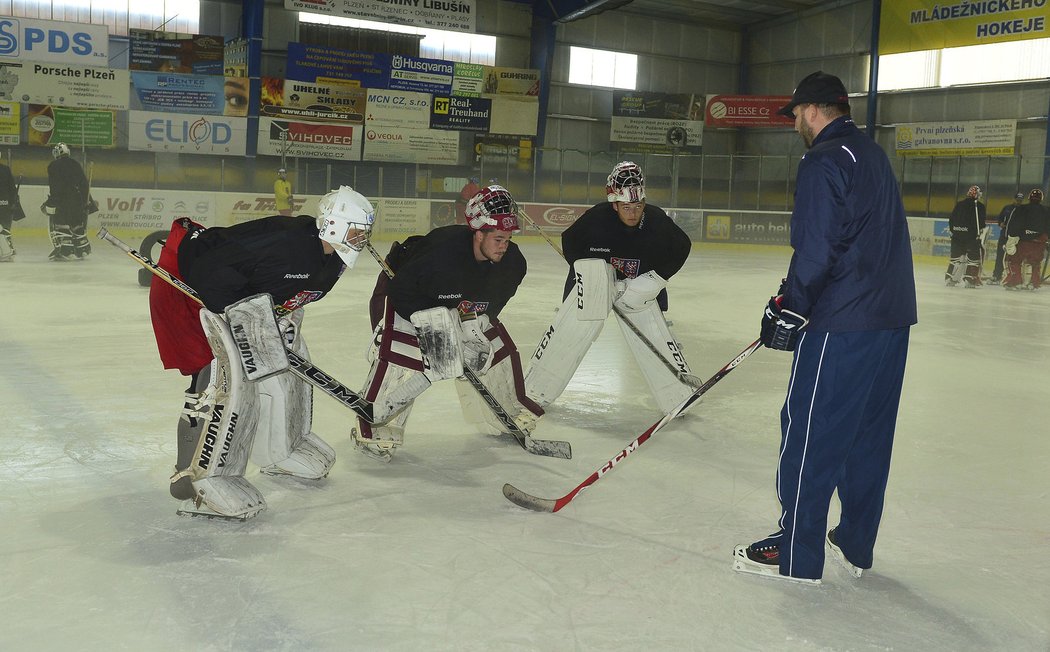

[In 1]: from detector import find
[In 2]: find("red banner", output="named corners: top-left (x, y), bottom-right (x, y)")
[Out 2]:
top-left (520, 203), bottom-right (587, 232)
top-left (705, 95), bottom-right (795, 128)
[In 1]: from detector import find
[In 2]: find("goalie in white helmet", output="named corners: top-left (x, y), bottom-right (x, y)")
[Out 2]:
top-left (146, 185), bottom-right (373, 519)
top-left (41, 142), bottom-right (92, 261)
top-left (354, 184), bottom-right (543, 461)
top-left (524, 160), bottom-right (697, 414)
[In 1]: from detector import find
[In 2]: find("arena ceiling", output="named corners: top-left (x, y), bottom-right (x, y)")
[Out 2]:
top-left (542, 0), bottom-right (840, 29)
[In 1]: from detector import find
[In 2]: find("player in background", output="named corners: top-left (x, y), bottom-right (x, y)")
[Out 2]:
top-left (733, 71), bottom-right (917, 584)
top-left (991, 191), bottom-right (1025, 284)
top-left (945, 185), bottom-right (986, 287)
top-left (274, 167), bottom-right (294, 216)
top-left (148, 186), bottom-right (374, 519)
top-left (353, 184), bottom-right (542, 461)
top-left (524, 160), bottom-right (696, 414)
top-left (42, 143), bottom-right (91, 261)
top-left (1002, 189), bottom-right (1049, 290)
top-left (0, 160), bottom-right (21, 262)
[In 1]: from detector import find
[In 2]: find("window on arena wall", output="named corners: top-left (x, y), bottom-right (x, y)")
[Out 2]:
top-left (298, 13), bottom-right (496, 65)
top-left (568, 46), bottom-right (637, 90)
top-left (3, 0), bottom-right (199, 36)
top-left (878, 38), bottom-right (1050, 90)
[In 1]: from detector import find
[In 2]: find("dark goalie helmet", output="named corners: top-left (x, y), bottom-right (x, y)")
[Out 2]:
top-left (465, 185), bottom-right (520, 232)
top-left (606, 161), bottom-right (646, 203)
top-left (1030, 188), bottom-right (1044, 203)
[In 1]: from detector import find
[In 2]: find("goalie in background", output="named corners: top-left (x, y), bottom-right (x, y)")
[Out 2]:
top-left (524, 160), bottom-right (696, 414)
top-left (354, 184), bottom-right (542, 461)
top-left (1002, 188), bottom-right (1049, 290)
top-left (944, 184), bottom-right (986, 287)
top-left (42, 143), bottom-right (91, 261)
top-left (147, 186), bottom-right (374, 520)
top-left (0, 160), bottom-right (21, 262)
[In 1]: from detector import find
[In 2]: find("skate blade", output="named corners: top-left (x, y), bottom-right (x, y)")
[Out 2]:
top-left (176, 507), bottom-right (257, 521)
top-left (731, 546), bottom-right (821, 585)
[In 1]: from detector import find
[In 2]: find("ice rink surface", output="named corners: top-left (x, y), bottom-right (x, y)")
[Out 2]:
top-left (2, 235), bottom-right (1048, 651)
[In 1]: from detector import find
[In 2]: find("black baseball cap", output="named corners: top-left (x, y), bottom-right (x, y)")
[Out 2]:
top-left (777, 71), bottom-right (850, 118)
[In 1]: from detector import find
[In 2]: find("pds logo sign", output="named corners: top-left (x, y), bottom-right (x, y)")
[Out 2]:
top-left (0, 17), bottom-right (109, 63)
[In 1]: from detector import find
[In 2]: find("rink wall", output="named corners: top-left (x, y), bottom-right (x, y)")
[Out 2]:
top-left (8, 186), bottom-right (966, 260)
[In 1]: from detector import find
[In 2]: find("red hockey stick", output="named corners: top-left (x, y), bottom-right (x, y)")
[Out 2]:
top-left (502, 339), bottom-right (762, 512)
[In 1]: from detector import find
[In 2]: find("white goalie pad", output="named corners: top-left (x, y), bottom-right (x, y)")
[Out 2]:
top-left (171, 310), bottom-right (265, 519)
top-left (224, 293), bottom-right (289, 381)
top-left (456, 321), bottom-right (541, 435)
top-left (571, 258), bottom-right (616, 321)
top-left (250, 310), bottom-right (336, 479)
top-left (614, 303), bottom-right (696, 413)
top-left (0, 227), bottom-right (13, 260)
top-left (524, 263), bottom-right (614, 407)
top-left (411, 306), bottom-right (464, 382)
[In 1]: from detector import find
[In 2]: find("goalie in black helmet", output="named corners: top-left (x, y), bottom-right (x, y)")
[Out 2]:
top-left (354, 184), bottom-right (543, 461)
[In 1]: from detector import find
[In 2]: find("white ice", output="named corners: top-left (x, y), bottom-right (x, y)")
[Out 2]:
top-left (1, 236), bottom-right (1048, 651)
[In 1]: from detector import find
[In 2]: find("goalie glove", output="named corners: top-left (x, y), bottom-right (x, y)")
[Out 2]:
top-left (460, 314), bottom-right (494, 375)
top-left (1005, 236), bottom-right (1019, 256)
top-left (760, 295), bottom-right (808, 352)
top-left (614, 271), bottom-right (667, 313)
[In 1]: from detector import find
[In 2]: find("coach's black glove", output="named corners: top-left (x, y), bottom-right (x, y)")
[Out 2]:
top-left (760, 295), bottom-right (809, 351)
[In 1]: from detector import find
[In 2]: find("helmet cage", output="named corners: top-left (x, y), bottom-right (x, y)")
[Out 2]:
top-left (52, 142), bottom-right (70, 159)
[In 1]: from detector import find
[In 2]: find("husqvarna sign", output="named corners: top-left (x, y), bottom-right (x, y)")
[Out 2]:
top-left (0, 16), bottom-right (109, 64)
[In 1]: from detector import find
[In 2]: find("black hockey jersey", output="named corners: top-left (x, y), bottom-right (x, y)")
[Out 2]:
top-left (948, 197), bottom-right (986, 236)
top-left (177, 215), bottom-right (345, 314)
top-left (46, 156), bottom-right (89, 215)
top-left (388, 224), bottom-right (526, 319)
top-left (560, 202), bottom-right (691, 305)
top-left (1007, 203), bottom-right (1050, 241)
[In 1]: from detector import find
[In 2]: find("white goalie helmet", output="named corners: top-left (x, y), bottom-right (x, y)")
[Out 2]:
top-left (606, 161), bottom-right (646, 203)
top-left (465, 184), bottom-right (520, 233)
top-left (52, 142), bottom-right (70, 159)
top-left (316, 185), bottom-right (375, 269)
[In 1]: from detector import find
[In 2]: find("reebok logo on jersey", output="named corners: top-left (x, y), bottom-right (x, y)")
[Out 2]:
top-left (590, 247), bottom-right (610, 253)
top-left (284, 273), bottom-right (310, 279)
top-left (438, 293), bottom-right (463, 299)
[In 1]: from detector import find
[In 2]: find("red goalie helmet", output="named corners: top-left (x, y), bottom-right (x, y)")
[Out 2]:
top-left (966, 185), bottom-right (981, 199)
top-left (606, 161), bottom-right (646, 203)
top-left (465, 185), bottom-right (520, 232)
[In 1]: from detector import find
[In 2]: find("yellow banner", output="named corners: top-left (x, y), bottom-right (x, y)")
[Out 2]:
top-left (880, 1), bottom-right (1050, 55)
top-left (0, 102), bottom-right (19, 145)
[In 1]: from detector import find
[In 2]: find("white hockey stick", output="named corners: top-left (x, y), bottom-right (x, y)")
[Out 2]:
top-left (517, 208), bottom-right (700, 388)
top-left (503, 339), bottom-right (761, 512)
top-left (364, 239), bottom-right (571, 460)
top-left (97, 227), bottom-right (375, 423)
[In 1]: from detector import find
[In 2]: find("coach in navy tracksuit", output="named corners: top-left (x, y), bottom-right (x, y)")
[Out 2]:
top-left (733, 72), bottom-right (918, 584)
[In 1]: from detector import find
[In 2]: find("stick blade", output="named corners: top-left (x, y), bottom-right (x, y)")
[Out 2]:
top-left (523, 436), bottom-right (572, 460)
top-left (502, 483), bottom-right (557, 512)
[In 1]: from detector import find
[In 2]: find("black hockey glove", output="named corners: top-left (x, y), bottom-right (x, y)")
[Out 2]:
top-left (760, 295), bottom-right (809, 351)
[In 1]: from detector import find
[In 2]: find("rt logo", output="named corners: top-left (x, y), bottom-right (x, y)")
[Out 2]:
top-left (0, 19), bottom-right (97, 58)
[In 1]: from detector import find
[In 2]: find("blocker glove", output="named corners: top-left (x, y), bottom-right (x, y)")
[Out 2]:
top-left (760, 295), bottom-right (809, 351)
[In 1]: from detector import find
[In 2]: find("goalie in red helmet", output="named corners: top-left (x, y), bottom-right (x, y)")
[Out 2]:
top-left (1002, 188), bottom-right (1049, 289)
top-left (524, 160), bottom-right (696, 415)
top-left (354, 184), bottom-right (544, 461)
top-left (945, 184), bottom-right (987, 287)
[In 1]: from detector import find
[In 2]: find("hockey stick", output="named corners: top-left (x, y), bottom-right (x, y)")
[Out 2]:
top-left (517, 208), bottom-right (700, 388)
top-left (502, 339), bottom-right (762, 512)
top-left (363, 239), bottom-right (571, 460)
top-left (97, 227), bottom-right (375, 422)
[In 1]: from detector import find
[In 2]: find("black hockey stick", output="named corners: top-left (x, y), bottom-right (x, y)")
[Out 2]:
top-left (502, 339), bottom-right (761, 512)
top-left (97, 227), bottom-right (375, 422)
top-left (517, 208), bottom-right (700, 388)
top-left (364, 239), bottom-right (571, 460)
